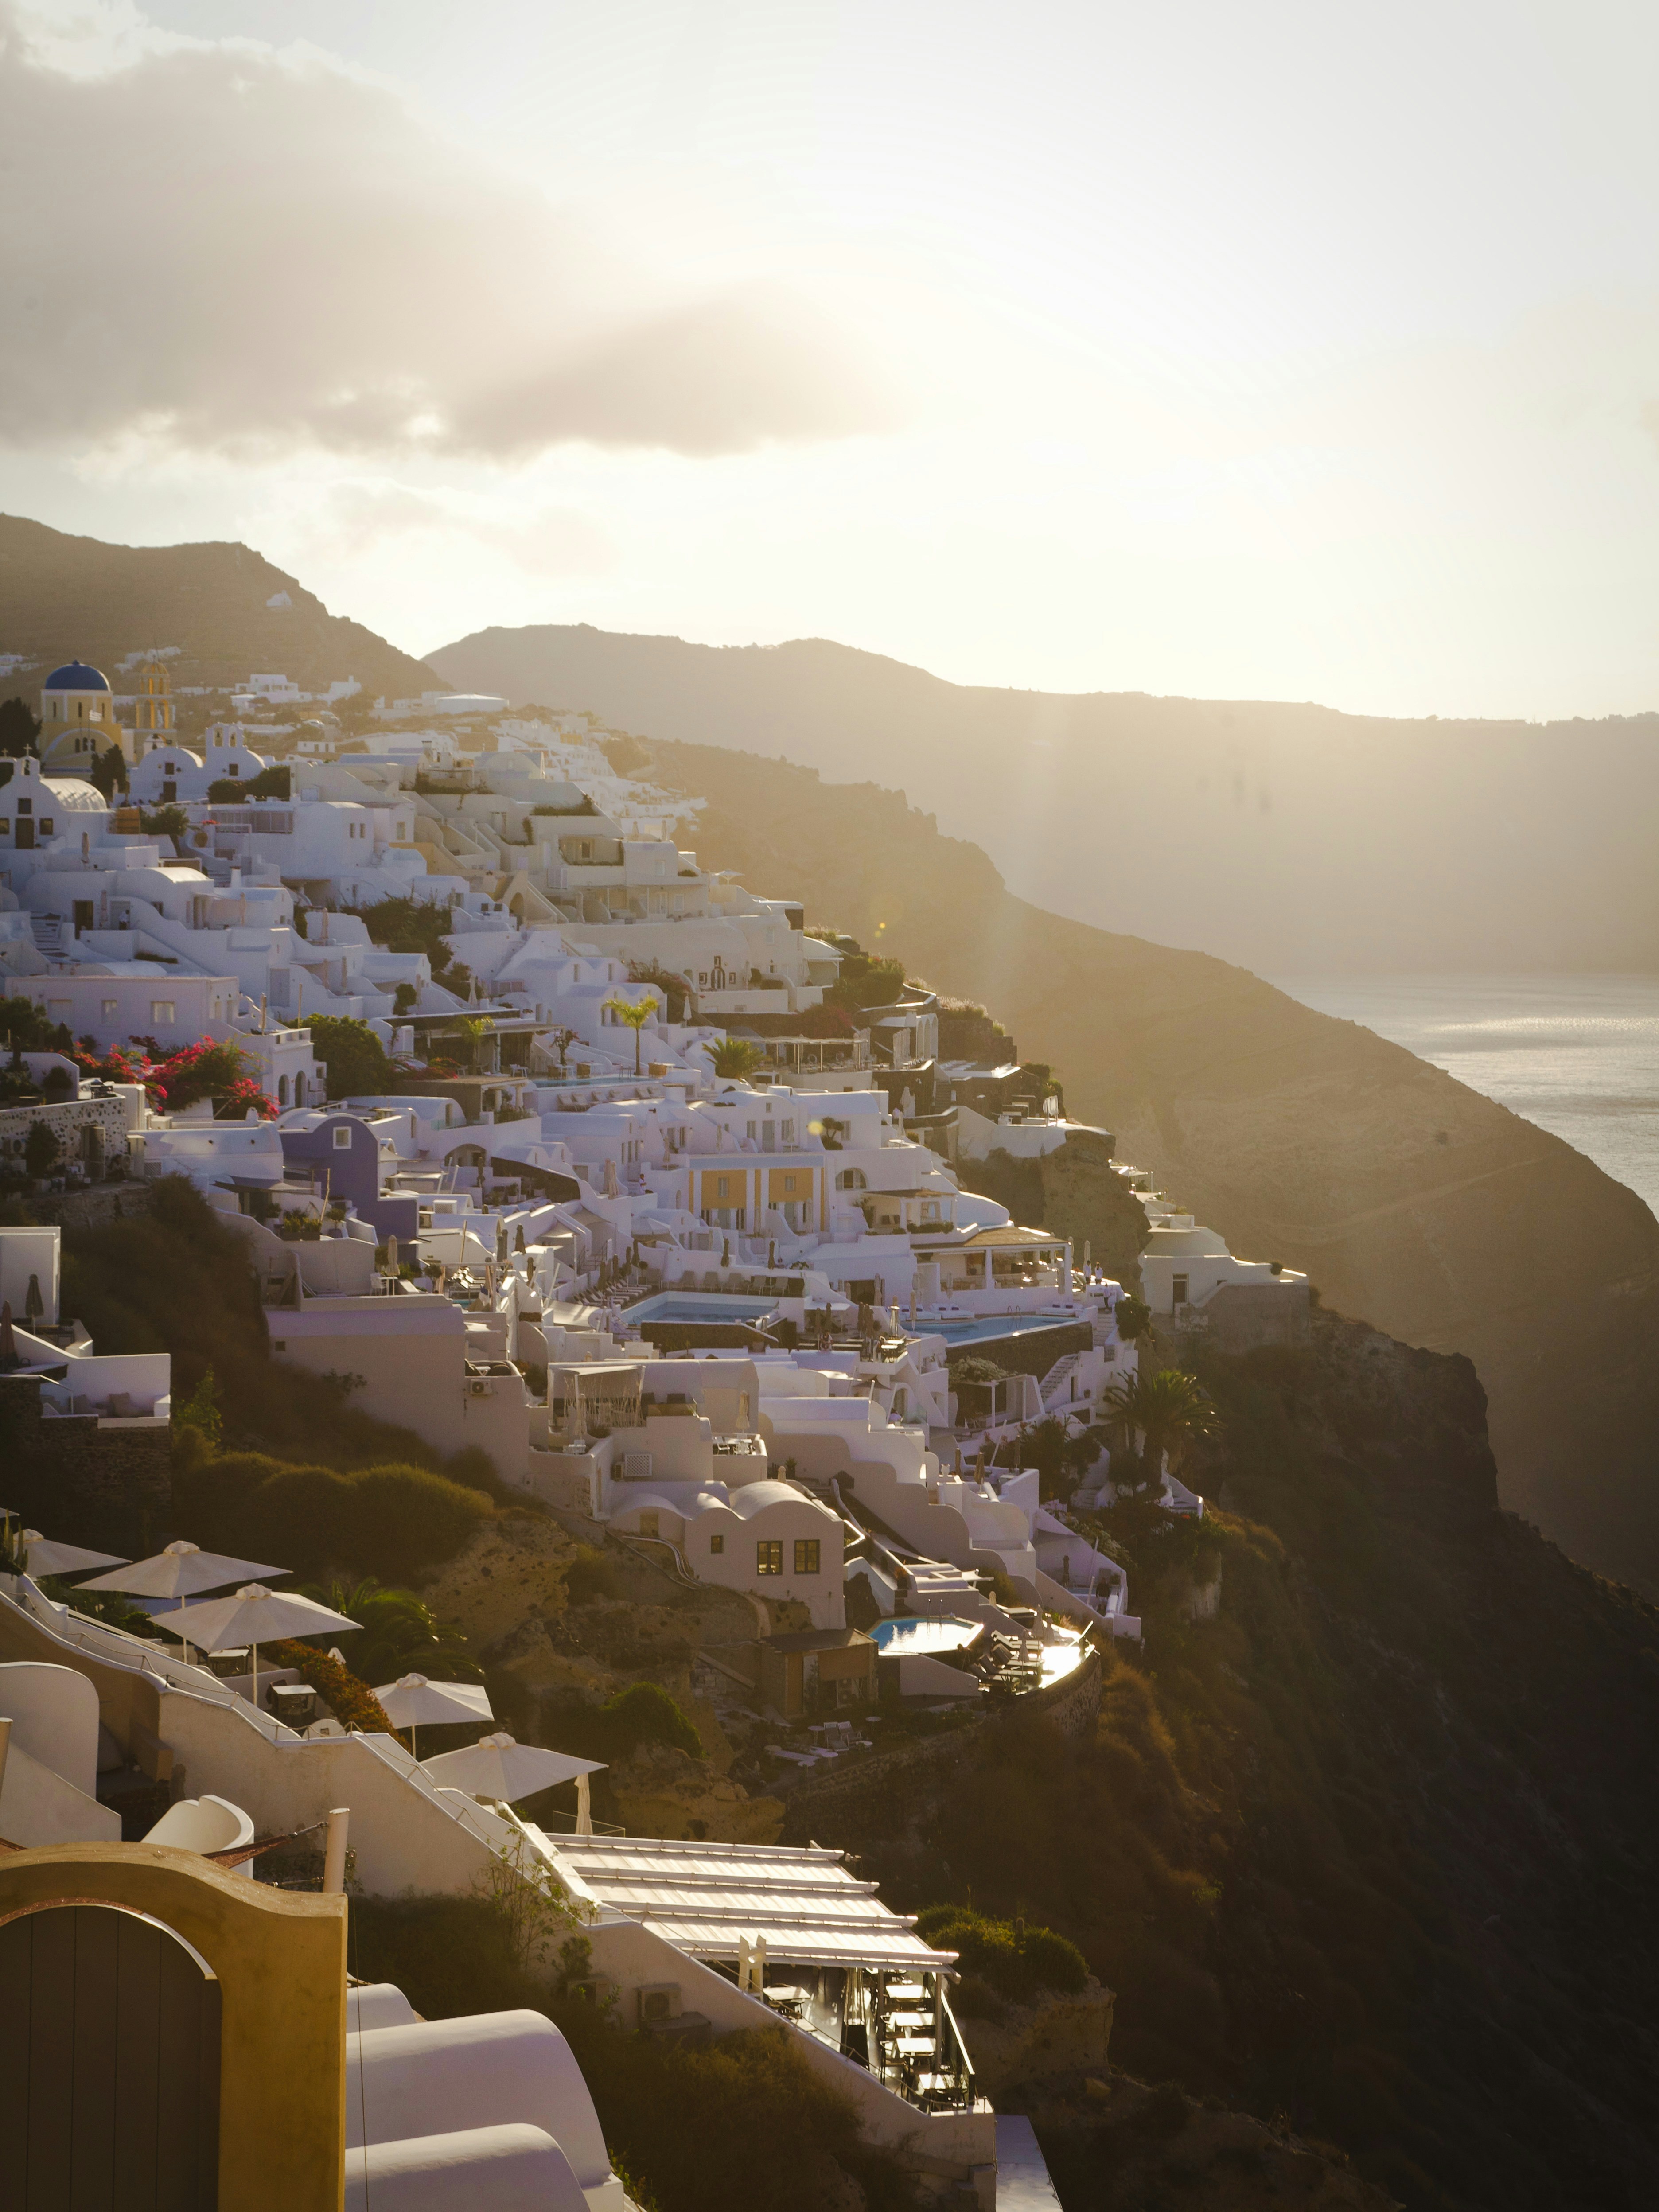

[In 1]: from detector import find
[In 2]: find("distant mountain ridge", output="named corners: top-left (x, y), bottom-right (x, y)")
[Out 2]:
top-left (429, 621), bottom-right (1659, 975)
top-left (0, 513), bottom-right (438, 704)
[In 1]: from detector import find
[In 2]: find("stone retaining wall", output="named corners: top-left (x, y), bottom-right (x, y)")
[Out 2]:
top-left (0, 1379), bottom-right (171, 1555)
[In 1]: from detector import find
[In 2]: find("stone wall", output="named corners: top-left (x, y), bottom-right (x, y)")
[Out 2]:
top-left (0, 1097), bottom-right (131, 1179)
top-left (0, 1379), bottom-right (171, 1555)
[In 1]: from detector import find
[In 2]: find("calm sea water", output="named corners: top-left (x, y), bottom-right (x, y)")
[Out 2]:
top-left (1272, 974), bottom-right (1659, 1222)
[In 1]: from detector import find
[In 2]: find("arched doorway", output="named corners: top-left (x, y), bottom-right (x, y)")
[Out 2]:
top-left (0, 1901), bottom-right (222, 2207)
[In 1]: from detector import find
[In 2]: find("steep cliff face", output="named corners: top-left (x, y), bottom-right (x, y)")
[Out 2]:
top-left (646, 738), bottom-right (1659, 1595)
top-left (775, 1310), bottom-right (1659, 2211)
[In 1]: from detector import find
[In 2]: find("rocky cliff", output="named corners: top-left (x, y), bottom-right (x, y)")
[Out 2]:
top-left (641, 739), bottom-right (1659, 1596)
top-left (770, 1309), bottom-right (1659, 2211)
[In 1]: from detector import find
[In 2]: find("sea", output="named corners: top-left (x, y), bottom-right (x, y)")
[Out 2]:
top-left (1272, 974), bottom-right (1659, 1223)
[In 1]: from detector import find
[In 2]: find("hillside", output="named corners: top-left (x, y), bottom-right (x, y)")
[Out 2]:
top-left (643, 738), bottom-right (1659, 1597)
top-left (0, 513), bottom-right (437, 704)
top-left (428, 622), bottom-right (1659, 975)
top-left (788, 1310), bottom-right (1659, 2211)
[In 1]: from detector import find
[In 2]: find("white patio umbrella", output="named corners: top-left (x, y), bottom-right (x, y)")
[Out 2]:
top-left (149, 1584), bottom-right (359, 1712)
top-left (20, 1532), bottom-right (129, 1579)
top-left (79, 1539), bottom-right (286, 1663)
top-left (374, 1673), bottom-right (493, 1760)
top-left (420, 1732), bottom-right (604, 1812)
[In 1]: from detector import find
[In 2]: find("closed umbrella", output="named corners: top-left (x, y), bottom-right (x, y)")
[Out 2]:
top-left (20, 1532), bottom-right (129, 1580)
top-left (374, 1673), bottom-right (493, 1760)
top-left (150, 1584), bottom-right (359, 1713)
top-left (80, 1539), bottom-right (286, 1664)
top-left (420, 1732), bottom-right (603, 1811)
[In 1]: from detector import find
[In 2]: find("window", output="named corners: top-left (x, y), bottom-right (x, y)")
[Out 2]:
top-left (333, 1125), bottom-right (353, 1150)
top-left (782, 1120), bottom-right (795, 1142)
top-left (746, 1122), bottom-right (757, 1140)
top-left (709, 1532), bottom-right (724, 1555)
top-left (783, 1174), bottom-right (797, 1194)
top-left (39, 819), bottom-right (52, 837)
top-left (1172, 1273), bottom-right (1189, 1306)
top-left (756, 1540), bottom-right (783, 1576)
top-left (639, 1510), bottom-right (660, 1539)
top-left (150, 1001), bottom-right (175, 1023)
top-left (101, 999), bottom-right (117, 1018)
top-left (836, 1168), bottom-right (866, 1192)
top-left (794, 1539), bottom-right (821, 1576)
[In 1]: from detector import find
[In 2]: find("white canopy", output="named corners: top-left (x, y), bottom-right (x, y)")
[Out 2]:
top-left (374, 1675), bottom-right (494, 1730)
top-left (149, 1583), bottom-right (358, 1710)
top-left (420, 1733), bottom-right (603, 1804)
top-left (150, 1584), bottom-right (359, 1652)
top-left (21, 1532), bottom-right (129, 1579)
top-left (550, 1835), bottom-right (960, 1973)
top-left (79, 1540), bottom-right (285, 1601)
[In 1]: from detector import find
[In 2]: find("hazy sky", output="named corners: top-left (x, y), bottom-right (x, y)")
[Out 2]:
top-left (6, 0), bottom-right (1659, 717)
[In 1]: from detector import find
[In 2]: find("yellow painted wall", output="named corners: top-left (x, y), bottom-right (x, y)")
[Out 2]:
top-left (0, 1841), bottom-right (347, 2212)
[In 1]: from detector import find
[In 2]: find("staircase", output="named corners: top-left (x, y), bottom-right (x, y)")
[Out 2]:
top-left (1039, 1351), bottom-right (1085, 1414)
top-left (29, 912), bottom-right (66, 956)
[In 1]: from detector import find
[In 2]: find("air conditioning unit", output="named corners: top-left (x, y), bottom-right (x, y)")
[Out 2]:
top-left (468, 1378), bottom-right (495, 1398)
top-left (638, 1983), bottom-right (682, 2026)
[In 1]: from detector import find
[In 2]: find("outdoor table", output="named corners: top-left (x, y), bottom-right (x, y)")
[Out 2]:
top-left (887, 2010), bottom-right (933, 2029)
top-left (884, 1982), bottom-right (926, 2003)
top-left (892, 2035), bottom-right (938, 2055)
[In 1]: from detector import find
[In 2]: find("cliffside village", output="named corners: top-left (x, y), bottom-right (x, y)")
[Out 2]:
top-left (0, 655), bottom-right (1310, 2209)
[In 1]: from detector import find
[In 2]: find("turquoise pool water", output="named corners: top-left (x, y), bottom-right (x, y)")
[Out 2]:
top-left (622, 1293), bottom-right (777, 1323)
top-left (930, 1313), bottom-right (1081, 1345)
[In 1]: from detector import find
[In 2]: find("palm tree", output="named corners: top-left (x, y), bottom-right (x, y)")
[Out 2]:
top-left (301, 1577), bottom-right (480, 1686)
top-left (703, 1035), bottom-right (764, 1081)
top-left (1098, 1366), bottom-right (1219, 1492)
top-left (603, 992), bottom-right (657, 1078)
top-left (445, 1013), bottom-right (495, 1071)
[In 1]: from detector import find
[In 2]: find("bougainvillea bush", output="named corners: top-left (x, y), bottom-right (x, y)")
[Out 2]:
top-left (74, 1034), bottom-right (276, 1118)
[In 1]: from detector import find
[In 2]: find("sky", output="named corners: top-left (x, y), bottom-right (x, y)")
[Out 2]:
top-left (6, 0), bottom-right (1659, 717)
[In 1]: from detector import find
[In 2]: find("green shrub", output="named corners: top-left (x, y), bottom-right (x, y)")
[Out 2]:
top-left (173, 1448), bottom-right (491, 1581)
top-left (304, 1015), bottom-right (396, 1098)
top-left (542, 1679), bottom-right (702, 1764)
top-left (912, 1904), bottom-right (1087, 2000)
top-left (269, 1641), bottom-right (393, 1732)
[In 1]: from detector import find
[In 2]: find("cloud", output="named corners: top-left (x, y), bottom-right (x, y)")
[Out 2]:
top-left (0, 8), bottom-right (897, 462)
top-left (319, 484), bottom-right (616, 576)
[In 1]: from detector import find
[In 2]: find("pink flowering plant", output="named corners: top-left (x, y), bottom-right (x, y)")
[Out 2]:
top-left (74, 1035), bottom-right (277, 1118)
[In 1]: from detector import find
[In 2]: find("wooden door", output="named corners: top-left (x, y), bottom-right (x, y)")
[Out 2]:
top-left (0, 1902), bottom-right (221, 2210)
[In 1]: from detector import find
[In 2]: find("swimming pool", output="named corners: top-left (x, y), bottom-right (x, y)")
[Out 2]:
top-left (621, 1293), bottom-right (779, 1324)
top-left (929, 1313), bottom-right (1084, 1346)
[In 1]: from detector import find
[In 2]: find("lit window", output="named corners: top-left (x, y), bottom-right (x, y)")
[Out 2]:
top-left (794, 1539), bottom-right (821, 1576)
top-left (756, 1540), bottom-right (783, 1576)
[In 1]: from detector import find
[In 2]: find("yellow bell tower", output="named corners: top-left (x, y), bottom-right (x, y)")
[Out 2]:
top-left (132, 656), bottom-right (176, 762)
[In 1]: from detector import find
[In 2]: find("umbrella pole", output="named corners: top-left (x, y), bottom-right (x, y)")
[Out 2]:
top-left (251, 1640), bottom-right (258, 1714)
top-left (411, 1720), bottom-right (419, 1762)
top-left (179, 1590), bottom-right (191, 1667)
